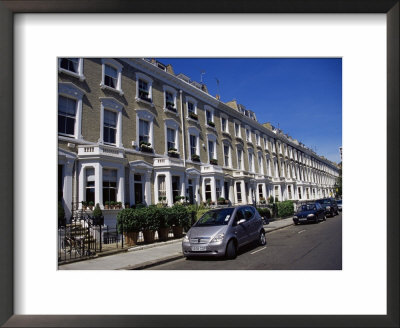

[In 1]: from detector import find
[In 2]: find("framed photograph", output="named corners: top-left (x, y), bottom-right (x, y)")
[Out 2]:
top-left (1, 1), bottom-right (398, 327)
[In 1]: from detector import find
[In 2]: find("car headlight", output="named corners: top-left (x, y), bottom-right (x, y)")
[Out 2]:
top-left (183, 235), bottom-right (189, 242)
top-left (326, 206), bottom-right (331, 210)
top-left (307, 214), bottom-right (315, 217)
top-left (210, 233), bottom-right (225, 243)
top-left (293, 216), bottom-right (298, 219)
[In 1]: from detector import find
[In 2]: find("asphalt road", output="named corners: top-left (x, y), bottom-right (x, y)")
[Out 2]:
top-left (148, 212), bottom-right (342, 270)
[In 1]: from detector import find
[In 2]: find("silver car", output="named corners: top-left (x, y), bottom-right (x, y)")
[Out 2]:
top-left (182, 206), bottom-right (266, 259)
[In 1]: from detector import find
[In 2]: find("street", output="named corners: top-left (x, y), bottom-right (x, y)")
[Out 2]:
top-left (148, 212), bottom-right (342, 270)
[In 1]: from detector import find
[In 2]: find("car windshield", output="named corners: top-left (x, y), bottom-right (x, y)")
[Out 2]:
top-left (195, 208), bottom-right (235, 226)
top-left (298, 204), bottom-right (316, 212)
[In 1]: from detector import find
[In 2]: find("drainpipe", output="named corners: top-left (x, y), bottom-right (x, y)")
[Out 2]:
top-left (179, 90), bottom-right (187, 201)
top-left (179, 90), bottom-right (186, 167)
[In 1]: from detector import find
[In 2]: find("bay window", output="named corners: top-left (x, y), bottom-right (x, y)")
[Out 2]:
top-left (58, 95), bottom-right (76, 136)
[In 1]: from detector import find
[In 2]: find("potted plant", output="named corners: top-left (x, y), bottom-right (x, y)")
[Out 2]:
top-left (92, 203), bottom-right (104, 226)
top-left (140, 141), bottom-right (153, 153)
top-left (210, 158), bottom-right (218, 165)
top-left (168, 148), bottom-right (179, 158)
top-left (207, 121), bottom-right (215, 128)
top-left (88, 201), bottom-right (94, 210)
top-left (81, 201), bottom-right (87, 210)
top-left (141, 207), bottom-right (157, 244)
top-left (104, 201), bottom-right (110, 210)
top-left (150, 206), bottom-right (170, 242)
top-left (110, 201), bottom-right (116, 209)
top-left (124, 202), bottom-right (130, 209)
top-left (117, 208), bottom-right (142, 246)
top-left (217, 197), bottom-right (225, 205)
top-left (189, 112), bottom-right (198, 120)
top-left (116, 201), bottom-right (122, 209)
top-left (259, 197), bottom-right (266, 204)
top-left (167, 204), bottom-right (189, 238)
top-left (191, 154), bottom-right (200, 162)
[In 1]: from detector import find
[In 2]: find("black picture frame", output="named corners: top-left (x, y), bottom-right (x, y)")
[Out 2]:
top-left (0, 0), bottom-right (398, 327)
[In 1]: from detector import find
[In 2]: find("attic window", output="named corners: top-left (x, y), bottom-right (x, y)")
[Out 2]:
top-left (157, 63), bottom-right (166, 71)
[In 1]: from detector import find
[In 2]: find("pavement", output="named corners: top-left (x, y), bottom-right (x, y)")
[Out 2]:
top-left (59, 216), bottom-right (294, 270)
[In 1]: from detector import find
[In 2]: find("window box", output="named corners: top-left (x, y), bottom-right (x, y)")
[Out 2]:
top-left (210, 158), bottom-right (218, 165)
top-left (166, 103), bottom-right (177, 112)
top-left (140, 141), bottom-right (154, 153)
top-left (188, 112), bottom-right (198, 120)
top-left (168, 148), bottom-right (180, 158)
top-left (191, 154), bottom-right (200, 162)
top-left (207, 121), bottom-right (215, 128)
top-left (139, 91), bottom-right (152, 103)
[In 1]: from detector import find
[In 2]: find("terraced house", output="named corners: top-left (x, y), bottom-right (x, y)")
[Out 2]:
top-left (58, 58), bottom-right (339, 225)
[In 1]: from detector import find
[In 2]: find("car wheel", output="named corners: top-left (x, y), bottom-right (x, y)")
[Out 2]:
top-left (323, 215), bottom-right (326, 221)
top-left (225, 240), bottom-right (237, 259)
top-left (259, 231), bottom-right (266, 246)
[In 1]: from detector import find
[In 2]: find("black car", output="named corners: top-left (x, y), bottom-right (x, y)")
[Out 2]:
top-left (316, 198), bottom-right (339, 217)
top-left (293, 202), bottom-right (325, 225)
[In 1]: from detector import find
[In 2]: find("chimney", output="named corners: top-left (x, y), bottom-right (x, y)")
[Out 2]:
top-left (216, 94), bottom-right (220, 101)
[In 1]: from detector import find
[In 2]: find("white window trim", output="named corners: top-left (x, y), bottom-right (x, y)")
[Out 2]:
top-left (100, 58), bottom-right (124, 96)
top-left (135, 72), bottom-right (154, 106)
top-left (234, 120), bottom-right (242, 139)
top-left (163, 85), bottom-right (178, 115)
top-left (245, 125), bottom-right (252, 143)
top-left (164, 119), bottom-right (180, 155)
top-left (222, 141), bottom-right (232, 168)
top-left (187, 126), bottom-right (200, 159)
top-left (236, 146), bottom-right (244, 170)
top-left (220, 113), bottom-right (229, 134)
top-left (185, 96), bottom-right (199, 122)
top-left (255, 131), bottom-right (261, 147)
top-left (248, 149), bottom-right (255, 173)
top-left (204, 105), bottom-right (215, 126)
top-left (58, 58), bottom-right (85, 81)
top-left (58, 82), bottom-right (85, 140)
top-left (135, 109), bottom-right (155, 150)
top-left (207, 133), bottom-right (217, 163)
top-left (99, 97), bottom-right (124, 147)
top-left (258, 152), bottom-right (264, 174)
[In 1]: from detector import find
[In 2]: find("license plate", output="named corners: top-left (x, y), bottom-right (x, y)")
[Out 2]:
top-left (299, 218), bottom-right (307, 221)
top-left (191, 246), bottom-right (206, 252)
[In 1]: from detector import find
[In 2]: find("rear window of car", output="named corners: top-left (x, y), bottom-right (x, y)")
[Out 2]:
top-left (317, 199), bottom-right (331, 204)
top-left (299, 204), bottom-right (316, 211)
top-left (195, 208), bottom-right (235, 226)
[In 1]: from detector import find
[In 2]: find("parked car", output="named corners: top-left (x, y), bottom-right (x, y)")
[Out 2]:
top-left (316, 198), bottom-right (339, 217)
top-left (337, 199), bottom-right (342, 211)
top-left (293, 202), bottom-right (325, 225)
top-left (182, 206), bottom-right (266, 259)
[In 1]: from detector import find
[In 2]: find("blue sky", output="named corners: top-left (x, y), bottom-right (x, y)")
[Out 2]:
top-left (156, 58), bottom-right (342, 164)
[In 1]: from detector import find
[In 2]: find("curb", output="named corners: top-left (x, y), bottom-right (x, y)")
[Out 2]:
top-left (119, 253), bottom-right (184, 270)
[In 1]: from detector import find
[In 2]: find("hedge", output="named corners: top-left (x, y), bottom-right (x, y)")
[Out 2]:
top-left (277, 200), bottom-right (294, 217)
top-left (117, 204), bottom-right (190, 233)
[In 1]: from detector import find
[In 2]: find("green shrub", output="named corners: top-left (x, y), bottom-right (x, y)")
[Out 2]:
top-left (117, 208), bottom-right (144, 233)
top-left (92, 203), bottom-right (102, 218)
top-left (277, 200), bottom-right (294, 218)
top-left (167, 203), bottom-right (189, 228)
top-left (268, 196), bottom-right (274, 204)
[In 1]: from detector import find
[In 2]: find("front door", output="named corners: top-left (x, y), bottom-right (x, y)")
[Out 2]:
top-left (134, 183), bottom-right (143, 204)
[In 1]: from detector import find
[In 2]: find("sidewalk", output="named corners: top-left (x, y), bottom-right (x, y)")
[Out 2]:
top-left (59, 216), bottom-right (294, 270)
